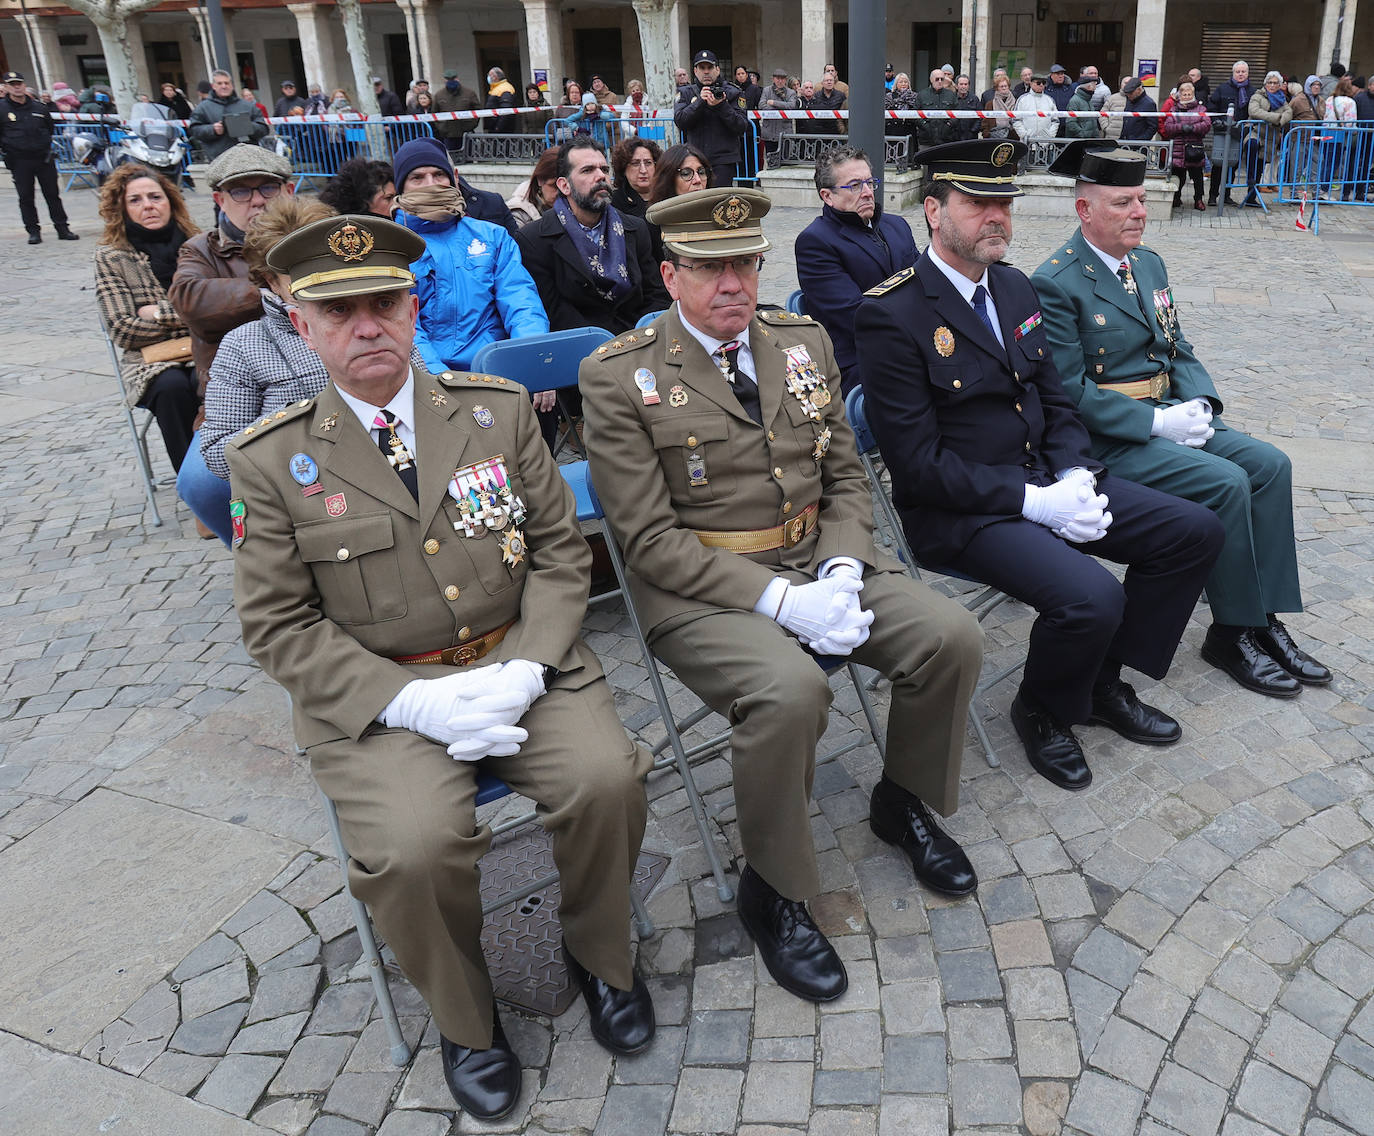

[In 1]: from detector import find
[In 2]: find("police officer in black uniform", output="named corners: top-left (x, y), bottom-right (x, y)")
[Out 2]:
top-left (673, 50), bottom-right (748, 188)
top-left (0, 71), bottom-right (78, 245)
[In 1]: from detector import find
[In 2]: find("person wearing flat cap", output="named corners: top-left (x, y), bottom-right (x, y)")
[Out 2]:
top-left (225, 213), bottom-right (654, 1121)
top-left (1033, 140), bottom-right (1333, 700)
top-left (581, 187), bottom-right (984, 1005)
top-left (856, 139), bottom-right (1223, 793)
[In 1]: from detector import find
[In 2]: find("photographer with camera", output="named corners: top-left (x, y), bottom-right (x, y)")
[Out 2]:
top-left (673, 49), bottom-right (748, 187)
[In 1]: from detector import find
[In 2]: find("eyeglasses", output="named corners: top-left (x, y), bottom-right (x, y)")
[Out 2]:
top-left (834, 176), bottom-right (881, 193)
top-left (677, 166), bottom-right (711, 182)
top-left (675, 256), bottom-right (765, 281)
top-left (627, 158), bottom-right (657, 169)
top-left (223, 181), bottom-right (284, 203)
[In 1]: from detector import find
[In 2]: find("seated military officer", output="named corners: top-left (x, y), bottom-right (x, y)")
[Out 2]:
top-left (855, 140), bottom-right (1224, 791)
top-left (225, 214), bottom-right (654, 1121)
top-left (1032, 143), bottom-right (1332, 699)
top-left (580, 188), bottom-right (985, 1005)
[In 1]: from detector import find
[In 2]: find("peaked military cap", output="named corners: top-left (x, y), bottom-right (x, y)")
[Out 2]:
top-left (648, 187), bottom-right (772, 258)
top-left (1047, 139), bottom-right (1147, 186)
top-left (267, 214), bottom-right (426, 301)
top-left (918, 138), bottom-right (1026, 198)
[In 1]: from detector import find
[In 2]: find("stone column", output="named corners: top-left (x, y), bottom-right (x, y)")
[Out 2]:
top-left (127, 16), bottom-right (155, 97)
top-left (1316, 0), bottom-right (1358, 75)
top-left (190, 8), bottom-right (216, 80)
top-left (801, 0), bottom-right (832, 85)
top-left (521, 0), bottom-right (567, 93)
top-left (960, 0), bottom-right (991, 96)
top-left (191, 7), bottom-right (237, 77)
top-left (1131, 0), bottom-right (1166, 93)
top-left (14, 15), bottom-right (62, 93)
top-left (287, 2), bottom-right (332, 92)
top-left (394, 0), bottom-right (443, 86)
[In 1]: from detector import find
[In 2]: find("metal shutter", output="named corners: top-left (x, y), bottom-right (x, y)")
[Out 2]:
top-left (1199, 24), bottom-right (1272, 79)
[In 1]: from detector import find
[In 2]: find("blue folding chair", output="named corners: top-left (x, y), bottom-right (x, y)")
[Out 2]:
top-left (635, 309), bottom-right (666, 328)
top-left (785, 289), bottom-right (808, 316)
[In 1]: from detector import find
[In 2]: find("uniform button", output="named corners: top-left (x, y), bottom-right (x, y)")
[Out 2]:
top-left (1024, 442), bottom-right (1031, 452)
top-left (1147, 353), bottom-right (1156, 360)
top-left (952, 379), bottom-right (962, 389)
top-left (773, 467), bottom-right (784, 479)
top-left (1037, 347), bottom-right (1044, 357)
top-left (444, 585), bottom-right (461, 601)
top-left (1098, 347), bottom-right (1106, 355)
top-left (336, 548), bottom-right (349, 561)
top-left (458, 625), bottom-right (471, 640)
top-left (687, 435), bottom-right (698, 448)
top-left (1015, 402), bottom-right (1023, 412)
top-left (1013, 371), bottom-right (1020, 382)
top-left (767, 431), bottom-right (776, 442)
top-left (782, 501), bottom-right (793, 514)
top-left (442, 371), bottom-right (454, 380)
top-left (424, 538), bottom-right (440, 555)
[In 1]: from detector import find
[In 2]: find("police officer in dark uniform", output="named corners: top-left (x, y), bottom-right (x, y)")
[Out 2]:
top-left (0, 71), bottom-right (78, 245)
top-left (855, 140), bottom-right (1225, 791)
top-left (673, 50), bottom-right (748, 187)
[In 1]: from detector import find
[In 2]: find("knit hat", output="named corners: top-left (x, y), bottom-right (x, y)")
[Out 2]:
top-left (392, 136), bottom-right (454, 192)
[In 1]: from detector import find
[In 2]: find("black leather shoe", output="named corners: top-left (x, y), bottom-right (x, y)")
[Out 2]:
top-left (1088, 680), bottom-right (1182, 745)
top-left (562, 940), bottom-right (655, 1055)
top-left (440, 1013), bottom-right (521, 1120)
top-left (1010, 695), bottom-right (1092, 791)
top-left (737, 863), bottom-right (847, 1003)
top-left (57, 229), bottom-right (80, 240)
top-left (1254, 617), bottom-right (1332, 686)
top-left (869, 776), bottom-right (976, 896)
top-left (1201, 626), bottom-right (1301, 698)
top-left (27, 232), bottom-right (41, 245)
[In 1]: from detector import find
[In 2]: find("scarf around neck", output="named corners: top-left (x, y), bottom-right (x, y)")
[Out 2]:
top-left (395, 184), bottom-right (467, 223)
top-left (125, 217), bottom-right (187, 290)
top-left (552, 196), bottom-right (632, 302)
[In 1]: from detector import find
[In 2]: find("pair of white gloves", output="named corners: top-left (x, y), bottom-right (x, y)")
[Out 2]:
top-left (1023, 466), bottom-right (1113, 543)
top-left (757, 561), bottom-right (875, 657)
top-left (1152, 398), bottom-right (1215, 448)
top-left (380, 659), bottom-right (547, 761)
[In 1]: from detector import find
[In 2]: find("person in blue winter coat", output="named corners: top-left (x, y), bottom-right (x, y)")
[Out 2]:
top-left (390, 138), bottom-right (549, 373)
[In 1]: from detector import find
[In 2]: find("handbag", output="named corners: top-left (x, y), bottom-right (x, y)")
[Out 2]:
top-left (140, 336), bottom-right (194, 365)
top-left (1184, 142), bottom-right (1205, 165)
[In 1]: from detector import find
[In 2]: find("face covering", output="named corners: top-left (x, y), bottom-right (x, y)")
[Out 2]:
top-left (446, 80), bottom-right (459, 92)
top-left (395, 183), bottom-right (466, 223)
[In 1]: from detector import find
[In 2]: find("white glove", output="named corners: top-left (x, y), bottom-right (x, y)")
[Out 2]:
top-left (446, 724), bottom-right (529, 761)
top-left (775, 575), bottom-right (866, 646)
top-left (1151, 399), bottom-right (1214, 447)
top-left (497, 659), bottom-right (548, 717)
top-left (1022, 468), bottom-right (1101, 529)
top-left (1056, 509), bottom-right (1113, 543)
top-left (381, 665), bottom-right (516, 742)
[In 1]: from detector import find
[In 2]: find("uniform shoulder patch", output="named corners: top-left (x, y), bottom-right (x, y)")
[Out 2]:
top-left (595, 332), bottom-right (654, 358)
top-left (227, 398), bottom-right (314, 448)
top-left (443, 370), bottom-right (518, 390)
top-left (863, 266), bottom-right (916, 297)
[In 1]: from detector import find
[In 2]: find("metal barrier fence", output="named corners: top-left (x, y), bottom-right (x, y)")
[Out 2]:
top-left (53, 123), bottom-right (107, 191)
top-left (1277, 122), bottom-right (1374, 205)
top-left (281, 119), bottom-right (436, 190)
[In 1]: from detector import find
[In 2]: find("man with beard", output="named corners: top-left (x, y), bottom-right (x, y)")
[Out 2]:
top-left (855, 140), bottom-right (1224, 792)
top-left (795, 145), bottom-right (917, 395)
top-left (515, 136), bottom-right (668, 334)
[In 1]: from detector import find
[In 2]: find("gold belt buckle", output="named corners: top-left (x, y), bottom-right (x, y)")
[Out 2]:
top-left (453, 644), bottom-right (480, 666)
top-left (1150, 374), bottom-right (1169, 400)
top-left (782, 515), bottom-right (806, 548)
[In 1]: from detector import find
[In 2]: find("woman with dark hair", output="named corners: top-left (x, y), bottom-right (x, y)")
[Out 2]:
top-left (505, 145), bottom-right (560, 226)
top-left (556, 81), bottom-right (584, 119)
top-left (610, 136), bottom-right (661, 217)
top-left (414, 89), bottom-right (435, 115)
top-left (94, 163), bottom-right (201, 474)
top-left (319, 156), bottom-right (397, 217)
top-left (648, 141), bottom-right (711, 204)
top-left (522, 81), bottom-right (550, 135)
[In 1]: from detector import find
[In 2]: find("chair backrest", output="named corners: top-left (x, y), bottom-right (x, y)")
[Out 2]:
top-left (559, 459), bottom-right (603, 523)
top-left (843, 385), bottom-right (878, 454)
top-left (785, 288), bottom-right (808, 316)
top-left (468, 327), bottom-right (614, 393)
top-left (635, 309), bottom-right (666, 328)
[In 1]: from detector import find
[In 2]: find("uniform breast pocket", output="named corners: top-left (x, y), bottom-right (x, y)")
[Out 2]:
top-left (649, 412), bottom-right (736, 501)
top-left (296, 513), bottom-right (407, 625)
top-left (1014, 327), bottom-right (1050, 367)
top-left (928, 362), bottom-right (986, 399)
top-left (1078, 328), bottom-right (1125, 376)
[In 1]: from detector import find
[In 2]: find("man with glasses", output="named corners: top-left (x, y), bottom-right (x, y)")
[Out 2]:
top-left (674, 49), bottom-right (748, 187)
top-left (796, 145), bottom-right (916, 395)
top-left (0, 70), bottom-right (77, 245)
top-left (1013, 74), bottom-right (1058, 141)
top-left (188, 68), bottom-right (268, 161)
top-left (581, 187), bottom-right (984, 1006)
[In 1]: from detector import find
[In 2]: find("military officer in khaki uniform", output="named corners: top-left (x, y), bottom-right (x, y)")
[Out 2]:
top-left (580, 188), bottom-right (985, 1006)
top-left (226, 215), bottom-right (653, 1122)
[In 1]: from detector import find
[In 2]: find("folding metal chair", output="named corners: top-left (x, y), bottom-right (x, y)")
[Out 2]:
top-left (785, 289), bottom-right (808, 316)
top-left (843, 386), bottom-right (1021, 769)
top-left (470, 327), bottom-right (613, 460)
top-left (635, 309), bottom-right (666, 329)
top-left (100, 319), bottom-right (165, 527)
top-left (561, 460), bottom-right (888, 903)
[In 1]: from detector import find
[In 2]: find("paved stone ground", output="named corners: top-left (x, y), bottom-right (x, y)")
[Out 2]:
top-left (1, 175), bottom-right (1373, 1136)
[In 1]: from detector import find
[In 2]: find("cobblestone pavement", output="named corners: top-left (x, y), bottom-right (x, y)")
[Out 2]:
top-left (2, 176), bottom-right (1373, 1136)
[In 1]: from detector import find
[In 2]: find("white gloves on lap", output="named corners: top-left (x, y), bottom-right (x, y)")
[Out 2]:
top-left (773, 566), bottom-right (874, 657)
top-left (381, 659), bottom-right (548, 761)
top-left (1152, 398), bottom-right (1214, 447)
top-left (1023, 467), bottom-right (1112, 543)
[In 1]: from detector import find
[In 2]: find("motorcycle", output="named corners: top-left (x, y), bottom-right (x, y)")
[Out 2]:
top-left (113, 103), bottom-right (189, 182)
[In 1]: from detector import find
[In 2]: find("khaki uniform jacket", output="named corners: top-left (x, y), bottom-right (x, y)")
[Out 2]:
top-left (226, 368), bottom-right (600, 749)
top-left (579, 306), bottom-right (881, 635)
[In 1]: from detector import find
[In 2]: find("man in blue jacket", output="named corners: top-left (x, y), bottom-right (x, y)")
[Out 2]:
top-left (391, 138), bottom-right (548, 373)
top-left (795, 146), bottom-right (916, 395)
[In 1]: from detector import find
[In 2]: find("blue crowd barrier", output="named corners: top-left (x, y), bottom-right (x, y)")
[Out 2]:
top-left (52, 123), bottom-right (107, 191)
top-left (281, 118), bottom-right (436, 190)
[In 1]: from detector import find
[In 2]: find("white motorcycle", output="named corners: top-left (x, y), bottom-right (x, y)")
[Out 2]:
top-left (113, 103), bottom-right (189, 181)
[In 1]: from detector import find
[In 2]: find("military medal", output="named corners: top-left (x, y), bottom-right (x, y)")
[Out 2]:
top-left (374, 414), bottom-right (414, 471)
top-left (1093, 313), bottom-right (1107, 326)
top-left (499, 529), bottom-right (527, 567)
top-left (686, 451), bottom-right (708, 486)
top-left (472, 405), bottom-right (494, 428)
top-left (1013, 312), bottom-right (1042, 341)
top-left (812, 426), bottom-right (832, 463)
top-left (669, 339), bottom-right (683, 356)
top-left (429, 389), bottom-right (448, 407)
top-left (289, 453), bottom-right (318, 484)
top-left (668, 385), bottom-right (689, 407)
top-left (934, 327), bottom-right (955, 357)
top-left (325, 493), bottom-right (347, 517)
top-left (783, 345), bottom-right (829, 421)
top-left (634, 367), bottom-right (660, 406)
top-left (229, 499), bottom-right (246, 548)
top-left (1152, 288), bottom-right (1179, 346)
top-left (320, 412), bottom-right (339, 432)
top-left (449, 455), bottom-right (527, 538)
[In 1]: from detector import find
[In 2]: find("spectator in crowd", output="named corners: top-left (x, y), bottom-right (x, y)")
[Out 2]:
top-left (885, 63), bottom-right (897, 92)
top-left (319, 157), bottom-right (396, 217)
top-left (506, 146), bottom-right (560, 226)
top-left (327, 88), bottom-right (354, 113)
top-left (1076, 65), bottom-right (1111, 110)
top-left (404, 78), bottom-right (430, 111)
top-left (515, 137), bottom-right (668, 336)
top-left (556, 81), bottom-right (585, 119)
top-left (373, 76), bottom-right (404, 117)
top-left (94, 163), bottom-right (200, 476)
top-left (304, 84), bottom-right (329, 115)
top-left (1013, 74), bottom-right (1057, 141)
top-left (811, 69), bottom-right (847, 137)
top-left (1161, 78), bottom-right (1213, 209)
top-left (188, 69), bottom-right (268, 160)
top-left (484, 67), bottom-right (516, 132)
top-left (675, 67), bottom-right (691, 91)
top-left (590, 75), bottom-right (620, 106)
top-left (618, 79), bottom-right (649, 128)
top-left (1324, 75), bottom-right (1360, 198)
top-left (1321, 62), bottom-right (1347, 98)
top-left (648, 142), bottom-right (711, 205)
top-left (1098, 75), bottom-right (1129, 139)
top-left (914, 69), bottom-right (955, 150)
top-left (194, 80), bottom-right (212, 104)
top-left (273, 80), bottom-right (307, 117)
top-left (951, 74), bottom-right (981, 140)
top-left (795, 145), bottom-right (916, 396)
top-left (564, 91), bottom-right (616, 149)
top-left (241, 87), bottom-right (269, 119)
top-left (1353, 76), bottom-right (1374, 202)
top-left (1046, 63), bottom-right (1076, 133)
top-left (610, 135), bottom-right (661, 218)
top-left (522, 81), bottom-right (551, 135)
top-left (883, 72), bottom-right (919, 155)
top-left (824, 63), bottom-right (849, 97)
top-left (1354, 73), bottom-right (1374, 119)
top-left (1187, 68), bottom-right (1211, 106)
top-left (674, 50), bottom-right (748, 186)
top-left (735, 66), bottom-right (762, 111)
top-left (158, 81), bottom-right (192, 119)
top-left (1012, 66), bottom-right (1035, 99)
top-left (433, 69), bottom-right (481, 152)
top-left (760, 67), bottom-right (798, 167)
top-left (1245, 71), bottom-right (1292, 204)
top-left (52, 81), bottom-right (81, 112)
top-left (414, 90), bottom-right (435, 115)
top-left (796, 80), bottom-right (821, 136)
top-left (982, 72), bottom-right (1016, 139)
top-left (0, 69), bottom-right (77, 244)
top-left (979, 67), bottom-right (1008, 106)
top-left (1119, 77), bottom-right (1157, 141)
top-left (83, 88), bottom-right (117, 115)
top-left (1291, 73), bottom-right (1326, 122)
top-left (1208, 60), bottom-right (1257, 205)
top-left (171, 143), bottom-right (293, 539)
top-left (1064, 74), bottom-right (1101, 138)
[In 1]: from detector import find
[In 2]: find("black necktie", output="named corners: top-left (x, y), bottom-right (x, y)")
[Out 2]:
top-left (375, 409), bottom-right (419, 501)
top-left (717, 340), bottom-right (762, 425)
top-left (972, 284), bottom-right (998, 339)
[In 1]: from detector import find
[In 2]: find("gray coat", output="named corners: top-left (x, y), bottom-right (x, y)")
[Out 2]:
top-left (758, 82), bottom-right (798, 143)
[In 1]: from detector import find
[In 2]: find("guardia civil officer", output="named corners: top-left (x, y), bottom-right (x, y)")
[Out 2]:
top-left (855, 139), bottom-right (1223, 791)
top-left (0, 70), bottom-right (78, 244)
top-left (1032, 143), bottom-right (1333, 699)
top-left (226, 214), bottom-right (653, 1121)
top-left (580, 188), bottom-right (984, 1005)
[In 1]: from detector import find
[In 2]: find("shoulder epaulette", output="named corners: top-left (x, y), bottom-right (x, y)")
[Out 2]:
top-left (592, 327), bottom-right (658, 357)
top-left (758, 309), bottom-right (815, 325)
top-left (228, 398), bottom-right (315, 447)
top-left (432, 368), bottom-right (522, 391)
top-left (863, 266), bottom-right (915, 297)
top-left (1038, 243), bottom-right (1082, 275)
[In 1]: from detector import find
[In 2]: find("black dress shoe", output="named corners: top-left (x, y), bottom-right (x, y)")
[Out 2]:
top-left (736, 863), bottom-right (847, 1003)
top-left (1088, 680), bottom-right (1182, 745)
top-left (1201, 626), bottom-right (1301, 698)
top-left (562, 940), bottom-right (655, 1055)
top-left (440, 1013), bottom-right (521, 1120)
top-left (27, 232), bottom-right (41, 245)
top-left (1010, 695), bottom-right (1092, 791)
top-left (869, 776), bottom-right (976, 896)
top-left (1254, 617), bottom-right (1332, 685)
top-left (57, 229), bottom-right (80, 240)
